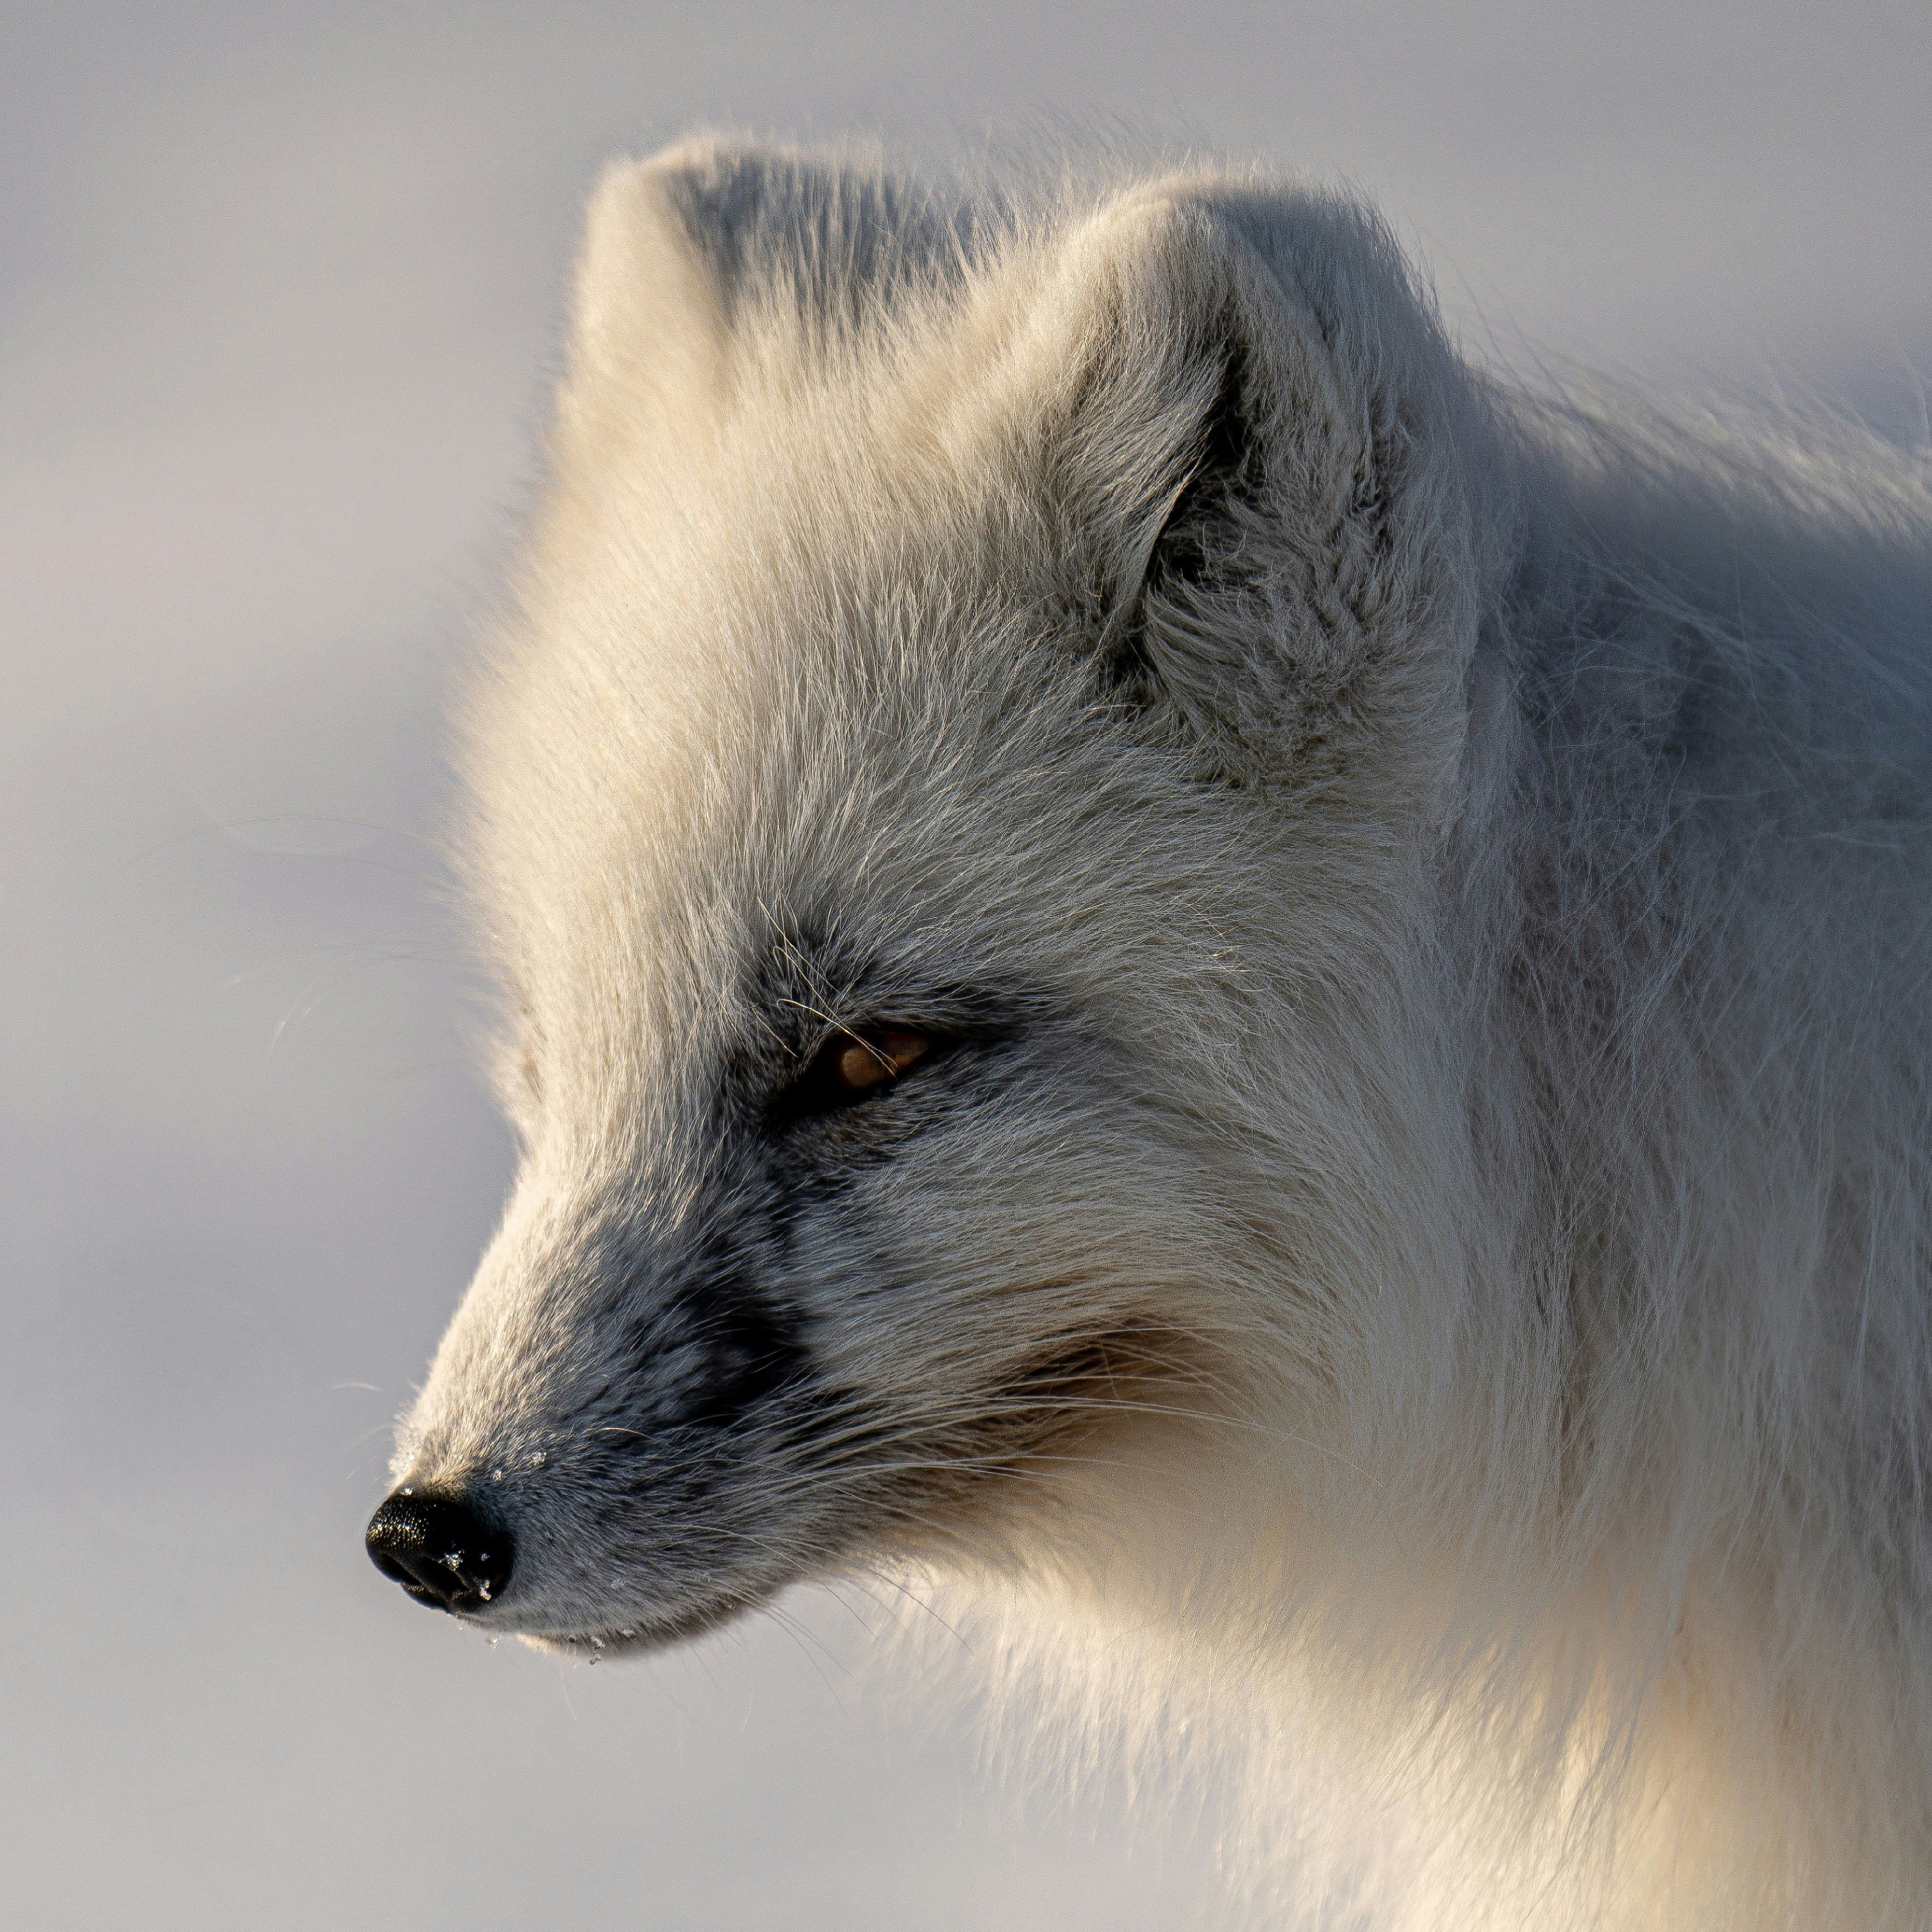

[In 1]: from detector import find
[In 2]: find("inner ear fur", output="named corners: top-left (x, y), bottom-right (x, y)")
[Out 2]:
top-left (1022, 182), bottom-right (1491, 783)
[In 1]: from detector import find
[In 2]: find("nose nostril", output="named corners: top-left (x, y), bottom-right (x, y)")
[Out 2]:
top-left (365, 1486), bottom-right (514, 1614)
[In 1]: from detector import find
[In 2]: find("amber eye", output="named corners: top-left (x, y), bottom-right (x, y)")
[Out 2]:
top-left (830, 1027), bottom-right (929, 1093)
top-left (781, 1025), bottom-right (933, 1120)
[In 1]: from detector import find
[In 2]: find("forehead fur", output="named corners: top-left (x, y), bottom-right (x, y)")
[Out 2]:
top-left (456, 153), bottom-right (1310, 1069)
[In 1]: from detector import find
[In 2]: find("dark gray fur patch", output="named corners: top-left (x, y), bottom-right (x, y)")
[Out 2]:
top-left (559, 935), bottom-right (1049, 1546)
top-left (627, 1268), bottom-right (810, 1431)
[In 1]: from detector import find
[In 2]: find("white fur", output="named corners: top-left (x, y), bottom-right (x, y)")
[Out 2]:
top-left (392, 138), bottom-right (1932, 1929)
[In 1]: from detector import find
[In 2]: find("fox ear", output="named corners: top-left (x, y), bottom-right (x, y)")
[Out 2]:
top-left (557, 138), bottom-right (951, 469)
top-left (554, 144), bottom-right (735, 465)
top-left (1017, 184), bottom-right (1489, 782)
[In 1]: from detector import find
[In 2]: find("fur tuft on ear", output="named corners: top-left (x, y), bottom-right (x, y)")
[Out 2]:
top-left (1012, 182), bottom-right (1509, 789)
top-left (557, 138), bottom-right (962, 473)
top-left (556, 144), bottom-right (734, 471)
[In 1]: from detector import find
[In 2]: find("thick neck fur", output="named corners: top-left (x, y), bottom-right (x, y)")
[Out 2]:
top-left (999, 400), bottom-right (1932, 1929)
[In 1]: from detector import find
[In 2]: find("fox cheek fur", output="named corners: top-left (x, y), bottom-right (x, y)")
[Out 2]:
top-left (369, 138), bottom-right (1932, 1929)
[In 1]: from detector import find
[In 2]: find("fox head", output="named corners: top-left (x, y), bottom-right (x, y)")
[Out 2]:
top-left (368, 141), bottom-right (1514, 1652)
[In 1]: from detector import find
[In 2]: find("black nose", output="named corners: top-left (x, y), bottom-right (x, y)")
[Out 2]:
top-left (365, 1487), bottom-right (513, 1614)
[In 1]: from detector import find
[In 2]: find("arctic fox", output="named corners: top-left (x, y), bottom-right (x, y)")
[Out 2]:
top-left (366, 139), bottom-right (1932, 1930)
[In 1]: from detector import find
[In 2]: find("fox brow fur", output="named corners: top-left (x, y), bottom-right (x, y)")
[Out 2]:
top-left (404, 135), bottom-right (1932, 1929)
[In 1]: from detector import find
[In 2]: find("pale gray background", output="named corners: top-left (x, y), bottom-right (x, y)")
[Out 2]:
top-left (4, 4), bottom-right (1927, 1928)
